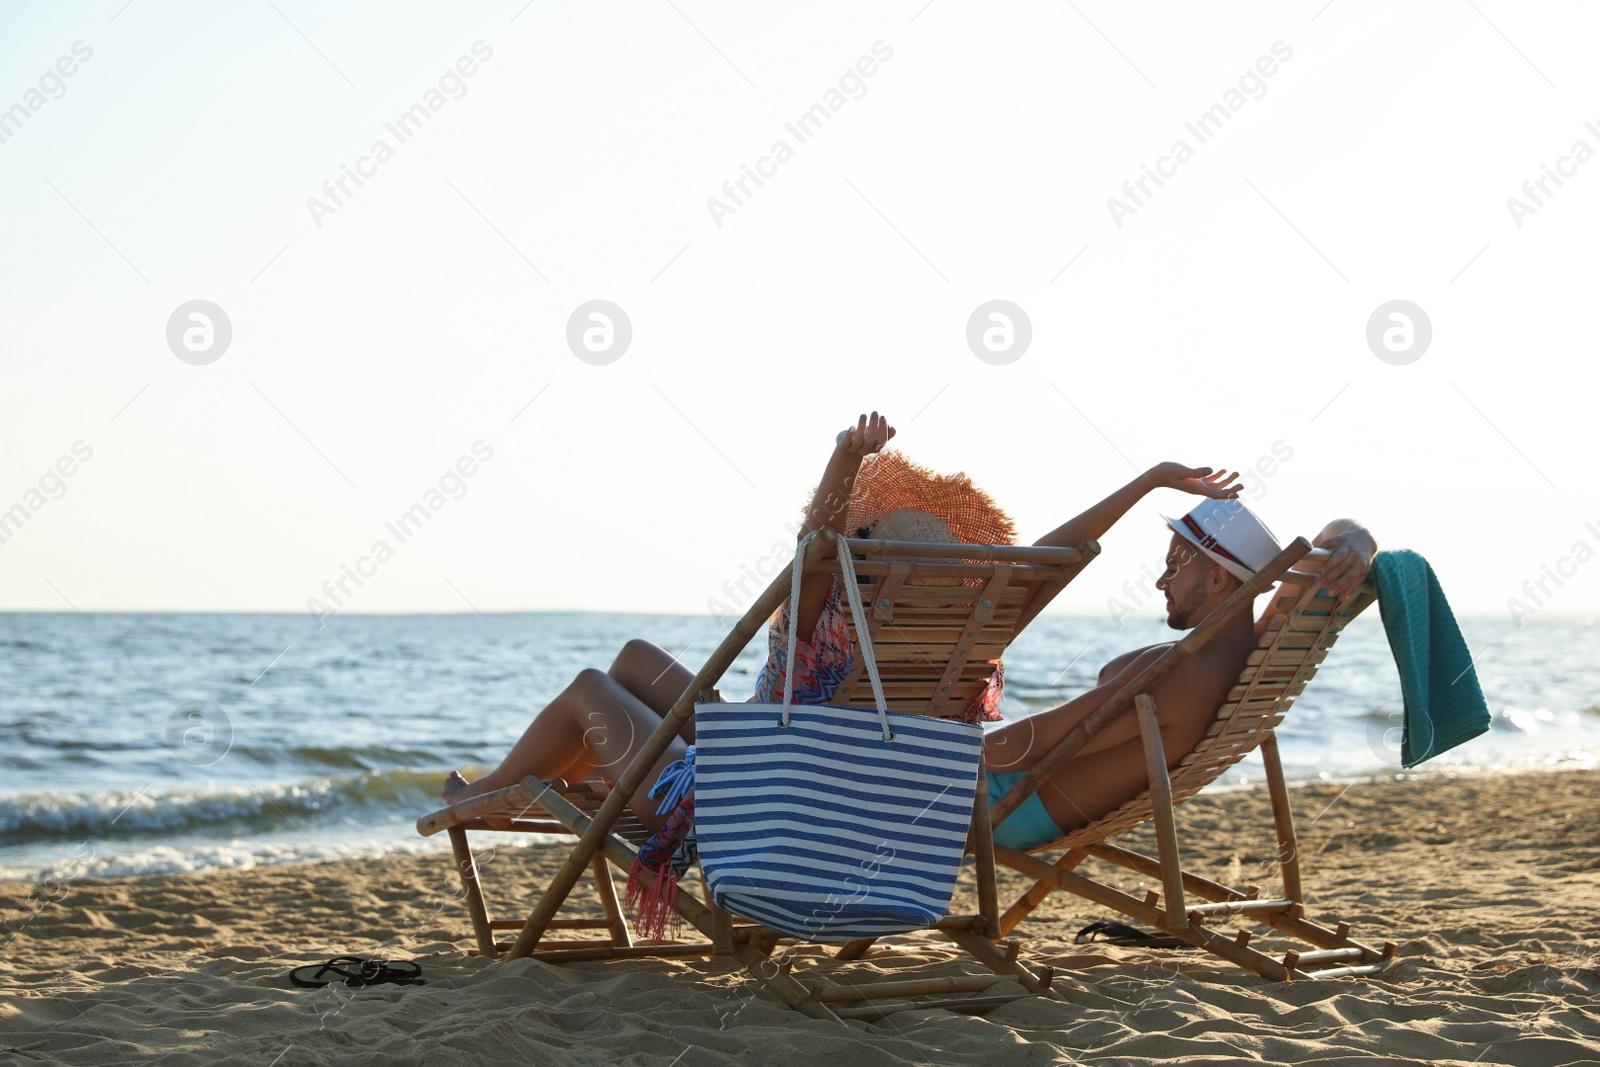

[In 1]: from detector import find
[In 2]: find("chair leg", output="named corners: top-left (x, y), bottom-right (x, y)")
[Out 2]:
top-left (590, 854), bottom-right (633, 949)
top-left (998, 850), bottom-right (1086, 936)
top-left (448, 827), bottom-right (497, 958)
top-left (1134, 694), bottom-right (1188, 932)
top-left (1074, 842), bottom-right (1394, 969)
top-left (972, 757), bottom-right (1002, 939)
top-left (521, 781), bottom-right (754, 960)
top-left (995, 844), bottom-right (1297, 981)
top-left (833, 937), bottom-right (879, 960)
top-left (711, 901), bottom-right (734, 956)
top-left (939, 928), bottom-right (1055, 996)
top-left (1083, 842), bottom-right (1253, 904)
top-left (1260, 733), bottom-right (1303, 902)
top-left (731, 940), bottom-right (842, 1022)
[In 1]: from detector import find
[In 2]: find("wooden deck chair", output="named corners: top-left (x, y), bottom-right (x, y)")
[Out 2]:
top-left (416, 528), bottom-right (1099, 1022)
top-left (988, 537), bottom-right (1398, 981)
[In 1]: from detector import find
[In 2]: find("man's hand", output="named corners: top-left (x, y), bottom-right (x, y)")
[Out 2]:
top-left (836, 411), bottom-right (896, 456)
top-left (1145, 462), bottom-right (1242, 500)
top-left (1313, 522), bottom-right (1378, 600)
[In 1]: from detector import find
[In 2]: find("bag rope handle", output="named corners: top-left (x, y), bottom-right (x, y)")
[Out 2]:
top-left (782, 531), bottom-right (893, 741)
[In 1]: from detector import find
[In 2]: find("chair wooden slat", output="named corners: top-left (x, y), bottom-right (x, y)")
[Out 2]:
top-left (418, 782), bottom-right (656, 846)
top-left (833, 539), bottom-right (1071, 716)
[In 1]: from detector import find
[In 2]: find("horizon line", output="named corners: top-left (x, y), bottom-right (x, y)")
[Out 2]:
top-left (0, 606), bottom-right (1590, 624)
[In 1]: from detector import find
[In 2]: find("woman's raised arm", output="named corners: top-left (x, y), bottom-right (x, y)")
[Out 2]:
top-left (792, 412), bottom-right (895, 637)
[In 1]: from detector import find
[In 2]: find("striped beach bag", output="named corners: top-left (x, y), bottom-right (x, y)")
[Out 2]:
top-left (693, 534), bottom-right (984, 942)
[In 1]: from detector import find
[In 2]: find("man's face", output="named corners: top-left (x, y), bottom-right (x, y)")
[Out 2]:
top-left (1155, 533), bottom-right (1211, 630)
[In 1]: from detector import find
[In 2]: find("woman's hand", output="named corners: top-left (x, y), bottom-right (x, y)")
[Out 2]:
top-left (796, 411), bottom-right (896, 638)
top-left (835, 411), bottom-right (896, 456)
top-left (1145, 462), bottom-right (1242, 500)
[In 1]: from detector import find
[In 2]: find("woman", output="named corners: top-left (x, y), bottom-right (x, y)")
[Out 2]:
top-left (439, 412), bottom-right (903, 828)
top-left (441, 411), bottom-right (1241, 834)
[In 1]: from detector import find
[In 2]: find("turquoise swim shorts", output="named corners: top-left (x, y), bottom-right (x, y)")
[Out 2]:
top-left (987, 769), bottom-right (1066, 852)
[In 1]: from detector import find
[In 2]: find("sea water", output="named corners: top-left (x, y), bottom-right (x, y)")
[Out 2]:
top-left (2, 610), bottom-right (1595, 881)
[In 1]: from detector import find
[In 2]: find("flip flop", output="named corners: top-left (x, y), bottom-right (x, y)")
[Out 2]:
top-left (289, 955), bottom-right (425, 988)
top-left (1075, 920), bottom-right (1196, 950)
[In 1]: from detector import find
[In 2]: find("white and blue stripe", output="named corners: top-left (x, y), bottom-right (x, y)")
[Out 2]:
top-left (694, 701), bottom-right (983, 942)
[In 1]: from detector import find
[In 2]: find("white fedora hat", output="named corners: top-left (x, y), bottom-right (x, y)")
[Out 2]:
top-left (1161, 499), bottom-right (1282, 584)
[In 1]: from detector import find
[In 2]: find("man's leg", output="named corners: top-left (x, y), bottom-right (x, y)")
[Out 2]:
top-left (982, 704), bottom-right (1120, 842)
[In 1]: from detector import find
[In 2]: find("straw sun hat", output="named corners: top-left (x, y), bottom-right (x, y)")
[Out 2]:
top-left (867, 508), bottom-right (964, 586)
top-left (842, 451), bottom-right (1017, 547)
top-left (827, 451), bottom-right (1017, 587)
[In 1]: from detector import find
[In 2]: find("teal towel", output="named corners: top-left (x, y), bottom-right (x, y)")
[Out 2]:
top-left (1370, 549), bottom-right (1491, 767)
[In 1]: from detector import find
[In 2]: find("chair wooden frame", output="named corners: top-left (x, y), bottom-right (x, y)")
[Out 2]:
top-left (988, 537), bottom-right (1397, 980)
top-left (416, 527), bottom-right (1100, 1022)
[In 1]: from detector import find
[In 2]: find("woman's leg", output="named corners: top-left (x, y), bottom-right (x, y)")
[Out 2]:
top-left (444, 666), bottom-right (688, 832)
top-left (606, 639), bottom-right (696, 742)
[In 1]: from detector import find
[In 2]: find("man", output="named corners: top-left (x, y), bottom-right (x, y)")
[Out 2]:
top-left (982, 496), bottom-right (1377, 852)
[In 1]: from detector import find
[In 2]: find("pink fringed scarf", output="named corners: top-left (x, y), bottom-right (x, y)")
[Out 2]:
top-left (623, 749), bottom-right (697, 944)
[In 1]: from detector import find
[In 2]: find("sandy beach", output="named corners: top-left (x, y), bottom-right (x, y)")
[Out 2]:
top-left (4, 768), bottom-right (1597, 1066)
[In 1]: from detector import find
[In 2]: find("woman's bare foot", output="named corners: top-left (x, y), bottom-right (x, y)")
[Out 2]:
top-left (441, 770), bottom-right (513, 827)
top-left (442, 770), bottom-right (471, 802)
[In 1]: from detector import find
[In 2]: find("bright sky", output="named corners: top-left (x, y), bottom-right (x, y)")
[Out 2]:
top-left (1, 1), bottom-right (1596, 626)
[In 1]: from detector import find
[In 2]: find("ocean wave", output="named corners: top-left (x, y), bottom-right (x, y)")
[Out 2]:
top-left (0, 823), bottom-right (570, 882)
top-left (0, 735), bottom-right (456, 769)
top-left (2, 835), bottom-right (457, 882)
top-left (231, 744), bottom-right (455, 770)
top-left (1491, 706), bottom-right (1561, 733)
top-left (0, 769), bottom-right (448, 842)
